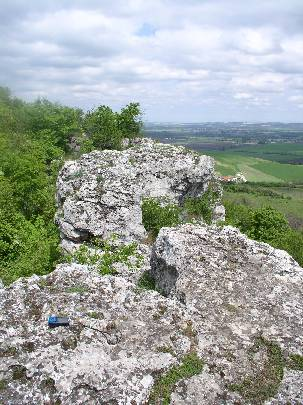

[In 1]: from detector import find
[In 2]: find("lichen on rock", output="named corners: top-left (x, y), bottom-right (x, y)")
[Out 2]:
top-left (55, 138), bottom-right (215, 247)
top-left (1, 138), bottom-right (302, 404)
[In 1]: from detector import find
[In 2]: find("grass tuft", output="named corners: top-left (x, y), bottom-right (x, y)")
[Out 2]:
top-left (229, 337), bottom-right (284, 404)
top-left (149, 352), bottom-right (204, 405)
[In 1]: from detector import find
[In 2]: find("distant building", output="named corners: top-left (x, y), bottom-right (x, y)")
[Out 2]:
top-left (219, 172), bottom-right (247, 183)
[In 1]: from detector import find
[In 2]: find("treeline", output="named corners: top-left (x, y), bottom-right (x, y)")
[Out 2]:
top-left (0, 87), bottom-right (142, 284)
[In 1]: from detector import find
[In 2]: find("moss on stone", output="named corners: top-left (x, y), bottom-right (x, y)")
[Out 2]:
top-left (0, 380), bottom-right (7, 390)
top-left (156, 346), bottom-right (176, 356)
top-left (288, 354), bottom-right (303, 371)
top-left (12, 365), bottom-right (27, 382)
top-left (149, 352), bottom-right (204, 405)
top-left (229, 337), bottom-right (284, 405)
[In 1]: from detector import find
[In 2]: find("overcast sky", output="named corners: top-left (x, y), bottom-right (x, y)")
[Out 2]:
top-left (1, 0), bottom-right (303, 122)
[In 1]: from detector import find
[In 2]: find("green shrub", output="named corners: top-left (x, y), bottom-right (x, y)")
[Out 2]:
top-left (0, 212), bottom-right (60, 285)
top-left (83, 102), bottom-right (142, 151)
top-left (141, 198), bottom-right (181, 239)
top-left (224, 201), bottom-right (303, 266)
top-left (184, 188), bottom-right (218, 224)
top-left (65, 236), bottom-right (143, 275)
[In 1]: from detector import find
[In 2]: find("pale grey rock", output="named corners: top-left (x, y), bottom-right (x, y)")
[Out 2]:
top-left (151, 223), bottom-right (303, 403)
top-left (212, 203), bottom-right (225, 222)
top-left (56, 139), bottom-right (215, 245)
top-left (266, 369), bottom-right (303, 404)
top-left (0, 264), bottom-right (195, 405)
top-left (171, 366), bottom-right (224, 404)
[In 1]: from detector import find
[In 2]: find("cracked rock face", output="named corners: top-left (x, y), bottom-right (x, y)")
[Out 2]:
top-left (56, 139), bottom-right (215, 245)
top-left (0, 264), bottom-right (194, 405)
top-left (1, 224), bottom-right (303, 404)
top-left (151, 224), bottom-right (303, 404)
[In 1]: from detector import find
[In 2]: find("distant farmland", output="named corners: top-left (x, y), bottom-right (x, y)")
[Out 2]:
top-left (207, 152), bottom-right (303, 183)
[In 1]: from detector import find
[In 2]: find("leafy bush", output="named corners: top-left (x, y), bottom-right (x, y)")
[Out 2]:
top-left (117, 102), bottom-right (143, 139)
top-left (224, 201), bottom-right (303, 266)
top-left (0, 87), bottom-right (143, 285)
top-left (0, 211), bottom-right (60, 285)
top-left (141, 198), bottom-right (181, 239)
top-left (83, 102), bottom-right (142, 151)
top-left (184, 187), bottom-right (219, 224)
top-left (83, 105), bottom-right (122, 150)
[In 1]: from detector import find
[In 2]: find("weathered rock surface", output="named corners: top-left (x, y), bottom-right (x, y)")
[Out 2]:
top-left (1, 224), bottom-right (302, 404)
top-left (56, 139), bottom-right (215, 246)
top-left (0, 264), bottom-right (194, 404)
top-left (2, 131), bottom-right (303, 405)
top-left (151, 224), bottom-right (303, 404)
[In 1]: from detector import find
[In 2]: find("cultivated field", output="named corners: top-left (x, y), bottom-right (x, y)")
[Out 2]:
top-left (207, 152), bottom-right (303, 183)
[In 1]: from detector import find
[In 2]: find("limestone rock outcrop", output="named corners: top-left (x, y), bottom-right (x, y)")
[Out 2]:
top-left (151, 224), bottom-right (303, 404)
top-left (0, 264), bottom-right (193, 404)
top-left (1, 138), bottom-right (302, 404)
top-left (1, 225), bottom-right (302, 404)
top-left (56, 139), bottom-right (215, 246)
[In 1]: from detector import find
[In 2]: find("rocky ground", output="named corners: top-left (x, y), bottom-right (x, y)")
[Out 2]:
top-left (0, 140), bottom-right (302, 404)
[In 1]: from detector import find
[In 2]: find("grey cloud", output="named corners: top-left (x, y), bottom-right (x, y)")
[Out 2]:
top-left (0, 0), bottom-right (302, 121)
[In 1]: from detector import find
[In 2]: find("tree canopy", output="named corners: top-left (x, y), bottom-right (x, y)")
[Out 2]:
top-left (0, 87), bottom-right (142, 284)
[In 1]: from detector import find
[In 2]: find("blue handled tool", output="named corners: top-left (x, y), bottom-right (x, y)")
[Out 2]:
top-left (48, 316), bottom-right (69, 328)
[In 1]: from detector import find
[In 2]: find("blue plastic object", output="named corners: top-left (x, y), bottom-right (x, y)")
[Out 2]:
top-left (48, 316), bottom-right (69, 328)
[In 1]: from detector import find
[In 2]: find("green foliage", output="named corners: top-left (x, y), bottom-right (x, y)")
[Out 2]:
top-left (229, 338), bottom-right (284, 404)
top-left (83, 105), bottom-right (122, 150)
top-left (184, 187), bottom-right (219, 224)
top-left (224, 201), bottom-right (303, 266)
top-left (288, 354), bottom-right (303, 370)
top-left (0, 87), bottom-right (81, 284)
top-left (149, 352), bottom-right (204, 405)
top-left (83, 102), bottom-right (142, 151)
top-left (247, 207), bottom-right (289, 244)
top-left (65, 236), bottom-right (143, 275)
top-left (24, 99), bottom-right (82, 151)
top-left (117, 102), bottom-right (142, 139)
top-left (137, 271), bottom-right (157, 291)
top-left (141, 187), bottom-right (219, 240)
top-left (0, 211), bottom-right (60, 285)
top-left (141, 198), bottom-right (181, 239)
top-left (0, 87), bottom-right (143, 285)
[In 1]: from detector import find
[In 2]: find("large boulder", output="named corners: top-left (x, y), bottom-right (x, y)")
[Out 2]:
top-left (56, 139), bottom-right (215, 246)
top-left (151, 224), bottom-right (303, 404)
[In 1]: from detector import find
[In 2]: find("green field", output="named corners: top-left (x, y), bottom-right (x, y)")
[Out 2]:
top-left (208, 152), bottom-right (303, 183)
top-left (231, 142), bottom-right (303, 163)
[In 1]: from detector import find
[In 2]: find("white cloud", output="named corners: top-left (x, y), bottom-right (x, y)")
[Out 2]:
top-left (0, 0), bottom-right (302, 121)
top-left (233, 93), bottom-right (253, 100)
